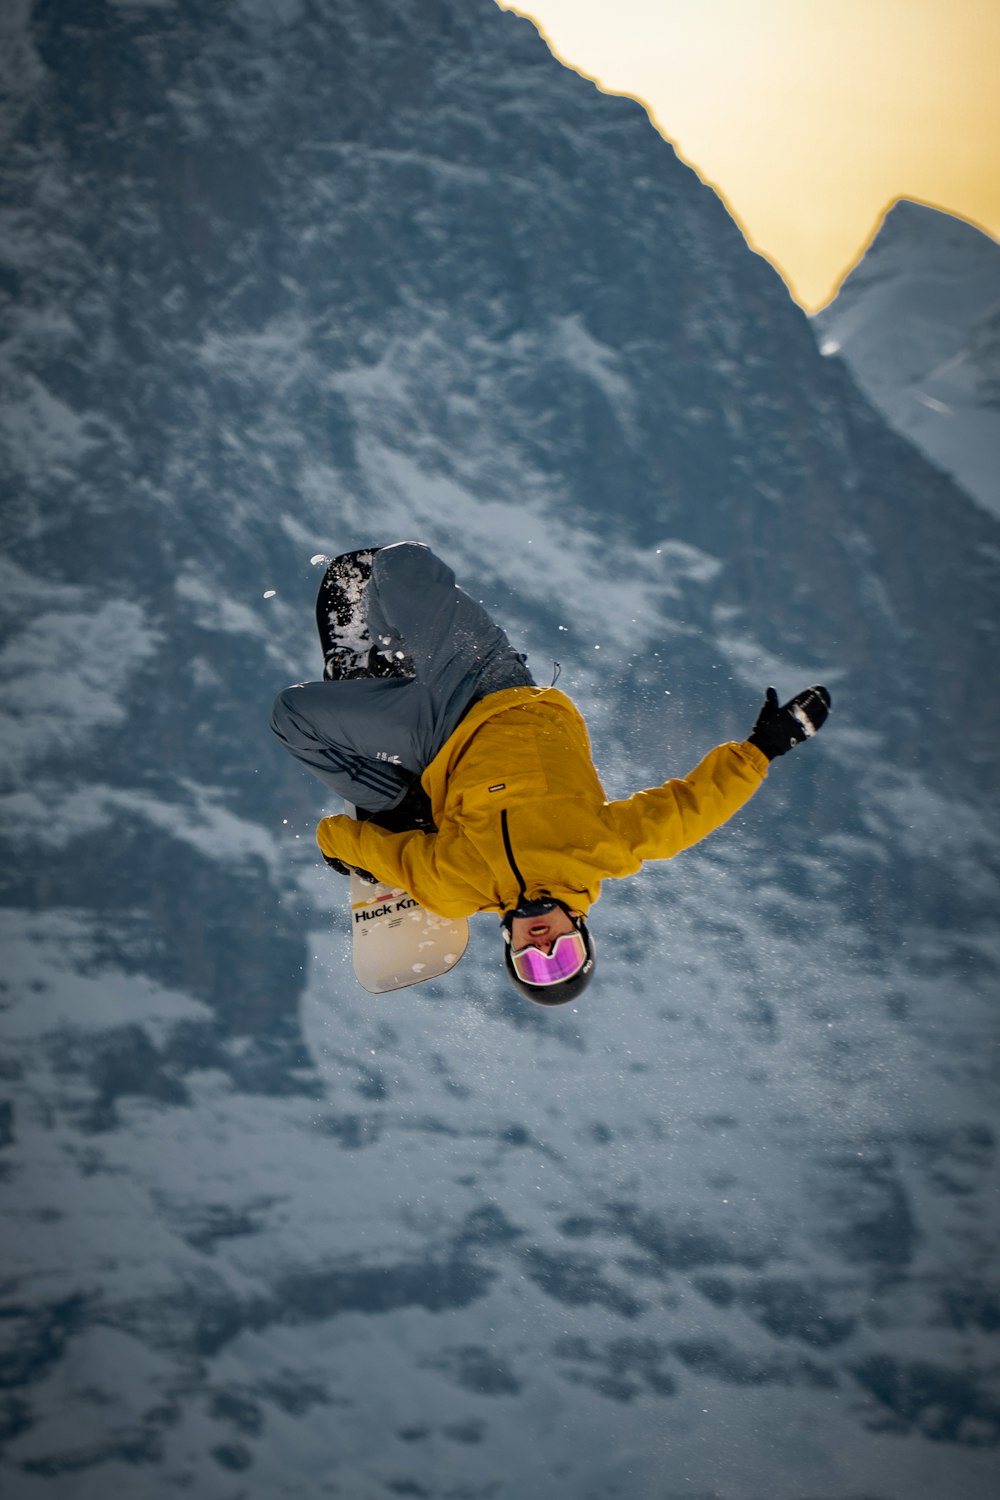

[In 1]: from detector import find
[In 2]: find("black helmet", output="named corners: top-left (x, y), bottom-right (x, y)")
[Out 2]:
top-left (501, 898), bottom-right (595, 1006)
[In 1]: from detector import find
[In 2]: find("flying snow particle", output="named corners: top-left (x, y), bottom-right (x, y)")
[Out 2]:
top-left (310, 553), bottom-right (328, 566)
top-left (819, 339), bottom-right (840, 356)
top-left (263, 589), bottom-right (277, 598)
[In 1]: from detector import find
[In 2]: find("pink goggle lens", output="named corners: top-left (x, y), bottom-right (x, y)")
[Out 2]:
top-left (511, 931), bottom-right (588, 987)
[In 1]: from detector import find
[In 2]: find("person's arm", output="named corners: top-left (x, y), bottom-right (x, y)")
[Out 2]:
top-left (606, 684), bottom-right (831, 863)
top-left (316, 816), bottom-right (483, 917)
top-left (606, 740), bottom-right (768, 862)
top-left (318, 813), bottom-right (420, 882)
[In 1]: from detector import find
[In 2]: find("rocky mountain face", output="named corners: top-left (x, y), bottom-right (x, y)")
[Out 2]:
top-left (813, 199), bottom-right (1000, 520)
top-left (1, 2), bottom-right (998, 1497)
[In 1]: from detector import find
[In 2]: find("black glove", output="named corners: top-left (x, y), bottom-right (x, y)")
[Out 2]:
top-left (322, 854), bottom-right (378, 884)
top-left (748, 684), bottom-right (831, 761)
top-left (359, 780), bottom-right (435, 833)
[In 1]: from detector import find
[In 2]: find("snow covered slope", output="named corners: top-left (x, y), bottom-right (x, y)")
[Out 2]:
top-left (1, 3), bottom-right (998, 1497)
top-left (814, 200), bottom-right (1000, 519)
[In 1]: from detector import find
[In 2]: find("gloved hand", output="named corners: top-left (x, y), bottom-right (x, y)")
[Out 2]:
top-left (322, 853), bottom-right (378, 884)
top-left (747, 684), bottom-right (831, 760)
top-left (360, 781), bottom-right (435, 833)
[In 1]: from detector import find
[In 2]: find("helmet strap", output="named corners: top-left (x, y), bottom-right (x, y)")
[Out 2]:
top-left (502, 897), bottom-right (586, 949)
top-left (501, 895), bottom-right (564, 941)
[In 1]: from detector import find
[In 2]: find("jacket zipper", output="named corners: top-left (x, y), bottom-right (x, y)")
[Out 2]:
top-left (500, 808), bottom-right (528, 902)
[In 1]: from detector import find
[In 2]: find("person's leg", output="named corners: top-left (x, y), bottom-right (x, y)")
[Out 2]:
top-left (366, 542), bottom-right (534, 764)
top-left (270, 677), bottom-right (432, 810)
top-left (271, 542), bottom-right (533, 815)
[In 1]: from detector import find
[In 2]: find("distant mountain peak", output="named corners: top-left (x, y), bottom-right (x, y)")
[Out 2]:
top-left (815, 200), bottom-right (1000, 518)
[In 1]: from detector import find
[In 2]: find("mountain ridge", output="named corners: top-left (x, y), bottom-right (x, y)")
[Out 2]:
top-left (1, 2), bottom-right (997, 1495)
top-left (814, 198), bottom-right (1000, 519)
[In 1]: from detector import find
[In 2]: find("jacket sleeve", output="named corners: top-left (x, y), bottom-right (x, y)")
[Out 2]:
top-left (316, 816), bottom-right (483, 917)
top-left (605, 741), bottom-right (768, 863)
top-left (318, 814), bottom-right (422, 883)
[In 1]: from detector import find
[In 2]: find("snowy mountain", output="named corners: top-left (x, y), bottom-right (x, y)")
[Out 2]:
top-left (1, 3), bottom-right (998, 1498)
top-left (814, 200), bottom-right (1000, 519)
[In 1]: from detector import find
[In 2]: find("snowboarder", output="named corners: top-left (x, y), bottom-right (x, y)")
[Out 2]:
top-left (270, 541), bottom-right (831, 1004)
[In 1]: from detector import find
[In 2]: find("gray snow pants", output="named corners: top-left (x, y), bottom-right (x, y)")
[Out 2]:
top-left (270, 542), bottom-right (535, 810)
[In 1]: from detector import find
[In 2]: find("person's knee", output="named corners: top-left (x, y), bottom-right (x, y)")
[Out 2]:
top-left (270, 685), bottom-right (302, 736)
top-left (373, 541), bottom-right (454, 596)
top-left (271, 682), bottom-right (331, 741)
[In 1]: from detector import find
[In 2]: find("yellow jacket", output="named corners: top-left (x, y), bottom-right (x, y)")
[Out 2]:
top-left (316, 687), bottom-right (769, 918)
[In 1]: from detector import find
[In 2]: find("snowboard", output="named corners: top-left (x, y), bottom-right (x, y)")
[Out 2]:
top-left (348, 839), bottom-right (470, 994)
top-left (315, 547), bottom-right (414, 681)
top-left (316, 550), bottom-right (469, 992)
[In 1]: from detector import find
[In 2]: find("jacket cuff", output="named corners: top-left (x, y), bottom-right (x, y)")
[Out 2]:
top-left (316, 814), bottom-right (353, 859)
top-left (735, 739), bottom-right (771, 778)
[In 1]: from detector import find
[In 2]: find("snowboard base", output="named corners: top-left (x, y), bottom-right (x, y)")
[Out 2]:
top-left (350, 870), bottom-right (469, 993)
top-left (320, 561), bottom-right (466, 994)
top-left (316, 548), bottom-right (415, 682)
top-left (344, 802), bottom-right (468, 993)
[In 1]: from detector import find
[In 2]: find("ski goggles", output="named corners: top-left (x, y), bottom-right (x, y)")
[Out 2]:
top-left (509, 930), bottom-right (590, 987)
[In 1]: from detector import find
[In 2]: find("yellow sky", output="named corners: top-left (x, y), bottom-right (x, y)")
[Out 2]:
top-left (496, 0), bottom-right (1000, 311)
